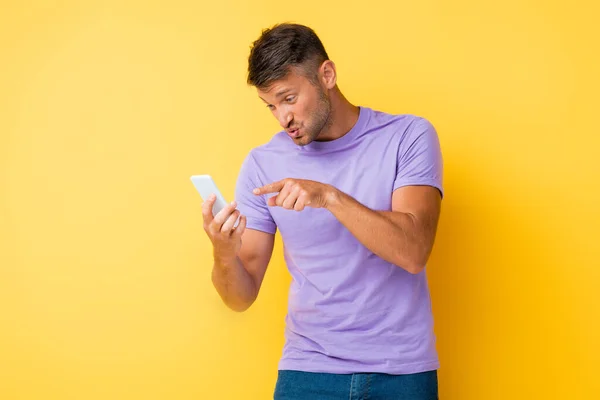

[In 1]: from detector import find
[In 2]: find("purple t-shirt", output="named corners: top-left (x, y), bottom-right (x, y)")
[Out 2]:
top-left (235, 106), bottom-right (443, 374)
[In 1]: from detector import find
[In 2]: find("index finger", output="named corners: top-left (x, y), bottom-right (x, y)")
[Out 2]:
top-left (253, 179), bottom-right (285, 195)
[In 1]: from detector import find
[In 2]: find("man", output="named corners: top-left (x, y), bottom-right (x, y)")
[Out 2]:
top-left (202, 23), bottom-right (443, 399)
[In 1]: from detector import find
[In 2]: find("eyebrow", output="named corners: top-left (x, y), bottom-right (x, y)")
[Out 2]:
top-left (274, 88), bottom-right (292, 98)
top-left (259, 88), bottom-right (294, 105)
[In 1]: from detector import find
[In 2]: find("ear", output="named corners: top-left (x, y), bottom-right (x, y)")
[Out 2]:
top-left (320, 60), bottom-right (337, 89)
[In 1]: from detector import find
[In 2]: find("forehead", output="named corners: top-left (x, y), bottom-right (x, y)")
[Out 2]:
top-left (257, 68), bottom-right (312, 99)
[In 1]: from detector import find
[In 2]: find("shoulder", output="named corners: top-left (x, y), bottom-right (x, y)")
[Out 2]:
top-left (368, 108), bottom-right (434, 134)
top-left (238, 130), bottom-right (291, 176)
top-left (363, 108), bottom-right (438, 146)
top-left (246, 130), bottom-right (292, 159)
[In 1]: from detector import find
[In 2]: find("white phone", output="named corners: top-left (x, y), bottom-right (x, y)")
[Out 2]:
top-left (190, 174), bottom-right (229, 216)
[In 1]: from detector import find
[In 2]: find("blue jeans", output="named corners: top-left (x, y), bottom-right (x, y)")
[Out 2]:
top-left (274, 369), bottom-right (438, 399)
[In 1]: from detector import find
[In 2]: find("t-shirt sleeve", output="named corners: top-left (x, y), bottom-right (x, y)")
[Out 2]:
top-left (234, 153), bottom-right (277, 234)
top-left (393, 117), bottom-right (444, 198)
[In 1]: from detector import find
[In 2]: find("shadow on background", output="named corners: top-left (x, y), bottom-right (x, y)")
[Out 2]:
top-left (426, 151), bottom-right (586, 399)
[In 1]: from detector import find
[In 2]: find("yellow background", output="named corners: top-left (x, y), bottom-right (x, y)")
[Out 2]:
top-left (1, 0), bottom-right (598, 398)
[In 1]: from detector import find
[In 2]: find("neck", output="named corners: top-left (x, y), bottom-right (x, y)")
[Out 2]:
top-left (316, 87), bottom-right (360, 142)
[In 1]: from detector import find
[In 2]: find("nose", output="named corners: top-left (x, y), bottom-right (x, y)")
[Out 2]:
top-left (277, 109), bottom-right (293, 129)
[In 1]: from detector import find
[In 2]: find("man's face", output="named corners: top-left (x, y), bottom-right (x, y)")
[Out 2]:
top-left (257, 67), bottom-right (331, 146)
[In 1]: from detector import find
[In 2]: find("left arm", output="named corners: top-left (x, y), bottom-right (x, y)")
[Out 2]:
top-left (325, 184), bottom-right (441, 274)
top-left (253, 179), bottom-right (442, 274)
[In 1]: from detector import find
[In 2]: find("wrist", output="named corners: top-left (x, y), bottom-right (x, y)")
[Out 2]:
top-left (324, 185), bottom-right (343, 210)
top-left (214, 251), bottom-right (237, 267)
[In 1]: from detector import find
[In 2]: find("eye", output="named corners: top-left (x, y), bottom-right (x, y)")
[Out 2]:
top-left (266, 104), bottom-right (275, 110)
top-left (285, 95), bottom-right (296, 103)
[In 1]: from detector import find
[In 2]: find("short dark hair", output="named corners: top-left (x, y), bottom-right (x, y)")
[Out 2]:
top-left (247, 23), bottom-right (329, 89)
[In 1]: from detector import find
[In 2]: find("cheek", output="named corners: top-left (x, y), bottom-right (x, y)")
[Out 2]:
top-left (297, 99), bottom-right (315, 122)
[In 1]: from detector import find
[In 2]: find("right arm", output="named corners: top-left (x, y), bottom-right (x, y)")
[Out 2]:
top-left (203, 196), bottom-right (274, 312)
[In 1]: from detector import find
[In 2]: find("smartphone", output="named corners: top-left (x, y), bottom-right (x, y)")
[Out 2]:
top-left (190, 175), bottom-right (229, 216)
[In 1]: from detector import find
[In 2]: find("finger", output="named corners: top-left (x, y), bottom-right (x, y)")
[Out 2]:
top-left (294, 190), bottom-right (310, 211)
top-left (202, 194), bottom-right (216, 225)
top-left (282, 185), bottom-right (301, 209)
top-left (266, 185), bottom-right (288, 207)
top-left (253, 179), bottom-right (286, 195)
top-left (274, 192), bottom-right (287, 207)
top-left (275, 180), bottom-right (296, 207)
top-left (232, 215), bottom-right (247, 237)
top-left (221, 210), bottom-right (240, 233)
top-left (267, 194), bottom-right (285, 207)
top-left (209, 201), bottom-right (237, 233)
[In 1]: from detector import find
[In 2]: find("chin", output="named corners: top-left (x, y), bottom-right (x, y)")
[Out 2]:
top-left (299, 132), bottom-right (317, 145)
top-left (297, 137), bottom-right (313, 146)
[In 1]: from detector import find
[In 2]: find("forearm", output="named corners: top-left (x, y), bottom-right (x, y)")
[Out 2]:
top-left (211, 255), bottom-right (258, 312)
top-left (326, 190), bottom-right (429, 274)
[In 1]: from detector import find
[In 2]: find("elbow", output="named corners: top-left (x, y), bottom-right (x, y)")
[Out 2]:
top-left (405, 263), bottom-right (425, 275)
top-left (228, 301), bottom-right (253, 313)
top-left (221, 293), bottom-right (256, 312)
top-left (398, 259), bottom-right (424, 274)
top-left (221, 292), bottom-right (257, 313)
top-left (211, 269), bottom-right (257, 313)
top-left (394, 250), bottom-right (430, 275)
top-left (212, 286), bottom-right (255, 313)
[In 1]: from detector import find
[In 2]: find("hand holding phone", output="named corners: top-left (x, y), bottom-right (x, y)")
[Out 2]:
top-left (190, 175), bottom-right (229, 216)
top-left (190, 174), bottom-right (247, 259)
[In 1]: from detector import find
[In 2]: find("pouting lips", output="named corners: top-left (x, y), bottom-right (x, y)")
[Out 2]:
top-left (287, 128), bottom-right (301, 138)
